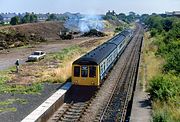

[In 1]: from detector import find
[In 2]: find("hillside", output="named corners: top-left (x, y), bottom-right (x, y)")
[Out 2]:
top-left (0, 21), bottom-right (65, 39)
top-left (0, 21), bottom-right (65, 49)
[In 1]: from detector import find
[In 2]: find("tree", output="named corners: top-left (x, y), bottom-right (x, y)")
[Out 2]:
top-left (22, 13), bottom-right (30, 23)
top-left (10, 16), bottom-right (20, 25)
top-left (163, 18), bottom-right (173, 32)
top-left (104, 10), bottom-right (118, 20)
top-left (30, 14), bottom-right (37, 23)
top-left (47, 14), bottom-right (57, 21)
top-left (117, 13), bottom-right (126, 21)
top-left (22, 13), bottom-right (37, 23)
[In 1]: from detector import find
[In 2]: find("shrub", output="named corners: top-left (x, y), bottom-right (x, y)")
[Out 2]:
top-left (148, 74), bottom-right (179, 101)
top-left (163, 49), bottom-right (180, 74)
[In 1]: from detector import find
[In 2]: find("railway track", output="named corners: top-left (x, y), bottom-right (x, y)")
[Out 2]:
top-left (98, 27), bottom-right (143, 122)
top-left (48, 24), bottom-right (143, 122)
top-left (47, 86), bottom-right (97, 122)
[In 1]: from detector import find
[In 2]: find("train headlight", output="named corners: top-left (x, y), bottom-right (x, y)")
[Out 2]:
top-left (74, 81), bottom-right (78, 85)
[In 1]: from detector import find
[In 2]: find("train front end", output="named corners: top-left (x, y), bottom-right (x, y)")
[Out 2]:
top-left (72, 59), bottom-right (100, 86)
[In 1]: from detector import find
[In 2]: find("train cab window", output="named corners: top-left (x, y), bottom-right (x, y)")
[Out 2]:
top-left (81, 66), bottom-right (88, 77)
top-left (74, 66), bottom-right (80, 77)
top-left (89, 66), bottom-right (96, 77)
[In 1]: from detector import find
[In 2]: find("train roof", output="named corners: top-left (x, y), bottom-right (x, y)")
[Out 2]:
top-left (73, 29), bottom-right (132, 65)
top-left (109, 34), bottom-right (125, 45)
top-left (121, 29), bottom-right (131, 36)
top-left (73, 43), bottom-right (116, 65)
top-left (108, 29), bottom-right (131, 45)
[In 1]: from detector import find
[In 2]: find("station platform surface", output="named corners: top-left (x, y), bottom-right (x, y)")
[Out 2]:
top-left (130, 82), bottom-right (152, 122)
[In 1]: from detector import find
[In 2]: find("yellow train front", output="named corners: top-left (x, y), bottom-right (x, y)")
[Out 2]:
top-left (72, 61), bottom-right (100, 86)
top-left (72, 29), bottom-right (133, 86)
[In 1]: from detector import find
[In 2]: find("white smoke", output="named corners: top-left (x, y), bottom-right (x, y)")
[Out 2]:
top-left (64, 13), bottom-right (104, 33)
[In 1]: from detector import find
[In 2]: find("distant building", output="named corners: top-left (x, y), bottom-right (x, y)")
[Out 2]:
top-left (165, 11), bottom-right (180, 17)
top-left (0, 13), bottom-right (17, 24)
top-left (36, 14), bottom-right (49, 22)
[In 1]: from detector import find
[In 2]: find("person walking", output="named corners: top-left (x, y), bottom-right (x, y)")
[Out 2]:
top-left (15, 59), bottom-right (20, 73)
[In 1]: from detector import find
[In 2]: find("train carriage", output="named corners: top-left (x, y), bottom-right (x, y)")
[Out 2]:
top-left (72, 29), bottom-right (133, 86)
top-left (72, 43), bottom-right (116, 86)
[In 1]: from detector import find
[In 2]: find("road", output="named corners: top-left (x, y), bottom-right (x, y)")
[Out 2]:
top-left (0, 37), bottom-right (97, 70)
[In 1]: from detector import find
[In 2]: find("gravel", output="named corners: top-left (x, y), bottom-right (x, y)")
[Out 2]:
top-left (0, 83), bottom-right (63, 122)
top-left (80, 24), bottom-right (142, 122)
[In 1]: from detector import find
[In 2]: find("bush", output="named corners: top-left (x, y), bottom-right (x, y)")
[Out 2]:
top-left (150, 29), bottom-right (158, 37)
top-left (148, 74), bottom-right (179, 101)
top-left (163, 49), bottom-right (180, 74)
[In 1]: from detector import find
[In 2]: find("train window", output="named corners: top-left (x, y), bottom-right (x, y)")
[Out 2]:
top-left (101, 64), bottom-right (103, 73)
top-left (74, 66), bottom-right (80, 77)
top-left (89, 66), bottom-right (96, 77)
top-left (104, 62), bottom-right (106, 71)
top-left (81, 66), bottom-right (88, 77)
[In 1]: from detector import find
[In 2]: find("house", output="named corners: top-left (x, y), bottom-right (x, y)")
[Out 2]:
top-left (165, 11), bottom-right (180, 17)
top-left (36, 14), bottom-right (49, 22)
top-left (173, 11), bottom-right (180, 16)
top-left (0, 13), bottom-right (17, 24)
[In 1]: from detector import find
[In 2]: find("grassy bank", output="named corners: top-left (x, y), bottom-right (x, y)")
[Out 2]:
top-left (142, 15), bottom-right (180, 122)
top-left (139, 32), bottom-right (164, 90)
top-left (141, 32), bottom-right (180, 122)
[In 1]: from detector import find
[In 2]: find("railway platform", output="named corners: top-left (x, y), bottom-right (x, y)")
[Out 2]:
top-left (130, 82), bottom-right (152, 122)
top-left (21, 82), bottom-right (72, 122)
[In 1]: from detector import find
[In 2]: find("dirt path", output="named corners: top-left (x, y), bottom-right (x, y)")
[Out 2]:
top-left (0, 37), bottom-right (104, 70)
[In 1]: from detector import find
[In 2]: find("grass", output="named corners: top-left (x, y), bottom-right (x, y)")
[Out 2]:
top-left (48, 45), bottom-right (85, 64)
top-left (16, 44), bottom-right (35, 49)
top-left (41, 45), bottom-right (86, 83)
top-left (0, 107), bottom-right (17, 113)
top-left (0, 67), bottom-right (43, 94)
top-left (0, 98), bottom-right (28, 106)
top-left (0, 98), bottom-right (28, 113)
top-left (142, 32), bottom-right (180, 122)
top-left (139, 32), bottom-right (164, 90)
top-left (152, 100), bottom-right (180, 122)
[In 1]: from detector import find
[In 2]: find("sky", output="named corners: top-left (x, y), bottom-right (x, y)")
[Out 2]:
top-left (0, 0), bottom-right (180, 15)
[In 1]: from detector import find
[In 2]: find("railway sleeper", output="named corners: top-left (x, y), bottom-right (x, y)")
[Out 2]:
top-left (65, 111), bottom-right (81, 116)
top-left (71, 104), bottom-right (86, 108)
top-left (60, 118), bottom-right (78, 122)
top-left (67, 109), bottom-right (83, 113)
top-left (63, 114), bottom-right (80, 119)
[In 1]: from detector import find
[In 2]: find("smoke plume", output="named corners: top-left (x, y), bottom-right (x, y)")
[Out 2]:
top-left (64, 13), bottom-right (104, 33)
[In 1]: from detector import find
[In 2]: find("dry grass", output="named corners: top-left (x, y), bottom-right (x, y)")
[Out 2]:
top-left (41, 56), bottom-right (81, 83)
top-left (139, 32), bottom-right (164, 90)
top-left (152, 100), bottom-right (180, 122)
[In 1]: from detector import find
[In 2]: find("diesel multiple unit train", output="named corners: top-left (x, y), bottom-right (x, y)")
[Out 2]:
top-left (72, 29), bottom-right (133, 86)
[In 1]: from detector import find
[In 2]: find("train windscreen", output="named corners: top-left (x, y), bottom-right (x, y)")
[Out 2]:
top-left (74, 66), bottom-right (80, 77)
top-left (81, 66), bottom-right (88, 77)
top-left (89, 66), bottom-right (96, 77)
